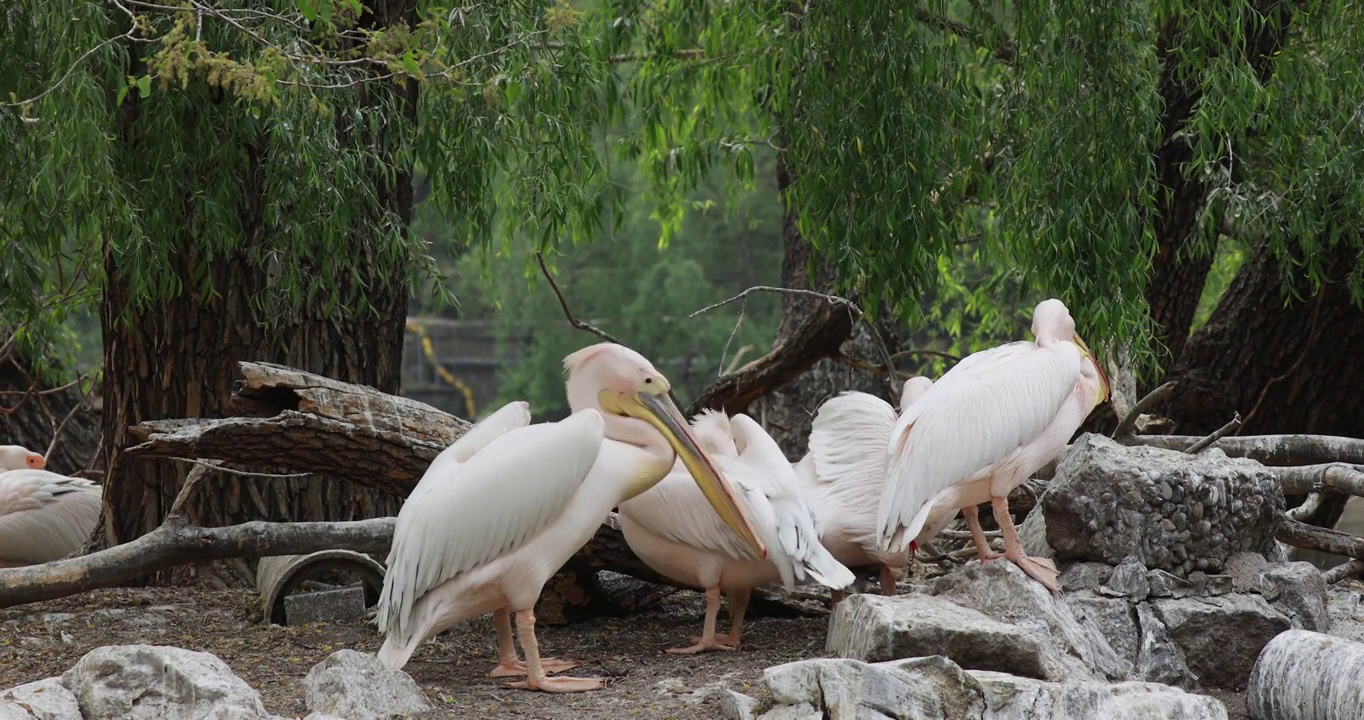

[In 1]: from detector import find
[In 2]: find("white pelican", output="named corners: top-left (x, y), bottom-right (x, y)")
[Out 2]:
top-left (618, 410), bottom-right (856, 653)
top-left (794, 377), bottom-right (933, 601)
top-left (0, 445), bottom-right (103, 568)
top-left (876, 299), bottom-right (1110, 592)
top-left (375, 343), bottom-right (765, 693)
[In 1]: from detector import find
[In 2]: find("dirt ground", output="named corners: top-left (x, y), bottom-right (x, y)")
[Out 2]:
top-left (0, 584), bottom-right (828, 719)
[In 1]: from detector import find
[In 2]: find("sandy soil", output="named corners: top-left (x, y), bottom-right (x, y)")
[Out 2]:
top-left (0, 584), bottom-right (829, 719)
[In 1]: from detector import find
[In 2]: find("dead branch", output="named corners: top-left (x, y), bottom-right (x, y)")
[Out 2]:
top-left (686, 293), bottom-right (858, 417)
top-left (1111, 381), bottom-right (1177, 442)
top-left (1324, 560), bottom-right (1364, 585)
top-left (690, 286), bottom-right (899, 395)
top-left (0, 516), bottom-right (395, 608)
top-left (1186, 413), bottom-right (1243, 453)
top-left (535, 251), bottom-right (625, 346)
top-left (1130, 432), bottom-right (1364, 465)
top-left (1277, 518), bottom-right (1364, 562)
top-left (1275, 463), bottom-right (1364, 496)
top-left (1287, 493), bottom-right (1327, 522)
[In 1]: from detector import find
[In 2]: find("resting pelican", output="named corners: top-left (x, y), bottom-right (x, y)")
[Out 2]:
top-left (794, 377), bottom-right (933, 601)
top-left (0, 445), bottom-right (103, 568)
top-left (877, 299), bottom-right (1110, 592)
top-left (375, 343), bottom-right (765, 693)
top-left (618, 410), bottom-right (856, 653)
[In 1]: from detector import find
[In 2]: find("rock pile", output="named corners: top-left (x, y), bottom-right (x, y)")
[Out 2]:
top-left (0, 645), bottom-right (436, 720)
top-left (1043, 435), bottom-right (1285, 577)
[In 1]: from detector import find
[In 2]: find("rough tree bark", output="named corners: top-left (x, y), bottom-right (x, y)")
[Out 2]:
top-left (100, 1), bottom-right (419, 582)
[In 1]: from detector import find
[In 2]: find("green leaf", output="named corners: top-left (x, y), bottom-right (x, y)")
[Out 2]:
top-left (135, 75), bottom-right (151, 99)
top-left (296, 0), bottom-right (318, 21)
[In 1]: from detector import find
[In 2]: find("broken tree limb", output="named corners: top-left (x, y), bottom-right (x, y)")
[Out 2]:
top-left (686, 297), bottom-right (857, 417)
top-left (0, 516), bottom-right (395, 608)
top-left (1130, 433), bottom-right (1364, 465)
top-left (1111, 381), bottom-right (1177, 442)
top-left (126, 412), bottom-right (443, 497)
top-left (1277, 518), bottom-right (1364, 561)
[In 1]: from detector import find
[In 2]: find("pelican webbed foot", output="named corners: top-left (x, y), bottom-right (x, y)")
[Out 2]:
top-left (506, 675), bottom-right (606, 693)
top-left (488, 658), bottom-right (579, 678)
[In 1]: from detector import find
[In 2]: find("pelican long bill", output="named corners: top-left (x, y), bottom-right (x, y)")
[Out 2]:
top-left (600, 388), bottom-right (768, 558)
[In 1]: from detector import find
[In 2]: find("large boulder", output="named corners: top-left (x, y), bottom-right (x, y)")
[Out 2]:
top-left (969, 671), bottom-right (1229, 720)
top-left (302, 650), bottom-right (433, 720)
top-left (1152, 594), bottom-right (1291, 689)
top-left (0, 678), bottom-right (82, 720)
top-left (1043, 434), bottom-right (1284, 577)
top-left (762, 656), bottom-right (987, 720)
top-left (826, 594), bottom-right (1047, 678)
top-left (1247, 629), bottom-right (1364, 720)
top-left (62, 645), bottom-right (269, 720)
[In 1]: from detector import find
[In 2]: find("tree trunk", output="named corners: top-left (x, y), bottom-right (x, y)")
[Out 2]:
top-left (1161, 240), bottom-right (1364, 530)
top-left (99, 1), bottom-right (419, 583)
top-left (754, 152), bottom-right (899, 458)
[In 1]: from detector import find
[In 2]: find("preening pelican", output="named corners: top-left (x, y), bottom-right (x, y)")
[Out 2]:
top-left (618, 410), bottom-right (855, 653)
top-left (375, 343), bottom-right (765, 693)
top-left (876, 299), bottom-right (1110, 592)
top-left (794, 377), bottom-right (933, 601)
top-left (0, 446), bottom-right (103, 568)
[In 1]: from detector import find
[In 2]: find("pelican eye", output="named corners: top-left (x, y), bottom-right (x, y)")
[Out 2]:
top-left (644, 377), bottom-right (653, 384)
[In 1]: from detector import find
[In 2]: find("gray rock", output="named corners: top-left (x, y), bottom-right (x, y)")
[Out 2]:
top-left (932, 562), bottom-right (1130, 681)
top-left (763, 656), bottom-right (986, 720)
top-left (756, 705), bottom-right (822, 720)
top-left (1067, 597), bottom-right (1138, 668)
top-left (718, 690), bottom-right (759, 720)
top-left (1149, 570), bottom-right (1196, 599)
top-left (1105, 557), bottom-right (1151, 600)
top-left (303, 650), bottom-right (432, 720)
top-left (1261, 562), bottom-right (1330, 632)
top-left (827, 593), bottom-right (1047, 678)
top-left (1247, 629), bottom-right (1364, 720)
top-left (284, 586), bottom-right (367, 626)
top-left (62, 645), bottom-right (269, 720)
top-left (969, 671), bottom-right (1229, 720)
top-left (1044, 434), bottom-right (1284, 573)
top-left (0, 702), bottom-right (34, 720)
top-left (1017, 508), bottom-right (1052, 559)
top-left (1153, 595), bottom-right (1292, 689)
top-left (1224, 551), bottom-right (1272, 593)
top-left (1136, 603), bottom-right (1192, 686)
top-left (1060, 562), bottom-right (1113, 592)
top-left (0, 678), bottom-right (81, 720)
top-left (1325, 588), bottom-right (1364, 644)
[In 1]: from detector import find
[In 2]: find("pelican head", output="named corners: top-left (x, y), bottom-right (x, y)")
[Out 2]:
top-left (899, 376), bottom-right (934, 412)
top-left (0, 445), bottom-right (45, 472)
top-left (1031, 299), bottom-right (1111, 403)
top-left (564, 343), bottom-right (767, 558)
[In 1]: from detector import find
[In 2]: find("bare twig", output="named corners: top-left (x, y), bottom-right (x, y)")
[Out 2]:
top-left (44, 387), bottom-right (90, 460)
top-left (1185, 413), bottom-right (1243, 454)
top-left (722, 345), bottom-right (755, 376)
top-left (535, 251), bottom-right (625, 346)
top-left (1112, 381), bottom-right (1178, 442)
top-left (1287, 493), bottom-right (1327, 522)
top-left (691, 286), bottom-right (899, 394)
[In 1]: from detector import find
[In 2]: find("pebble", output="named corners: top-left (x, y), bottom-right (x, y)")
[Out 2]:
top-left (1172, 511), bottom-right (1188, 530)
top-left (1159, 482), bottom-right (1173, 500)
top-left (1161, 519), bottom-right (1177, 533)
top-left (1191, 502), bottom-right (1204, 521)
top-left (1199, 520), bottom-right (1213, 537)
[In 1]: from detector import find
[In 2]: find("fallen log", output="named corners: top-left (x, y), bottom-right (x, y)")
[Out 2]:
top-left (1130, 434), bottom-right (1364, 466)
top-left (1247, 630), bottom-right (1364, 720)
top-left (1276, 518), bottom-right (1364, 561)
top-left (0, 515), bottom-right (394, 608)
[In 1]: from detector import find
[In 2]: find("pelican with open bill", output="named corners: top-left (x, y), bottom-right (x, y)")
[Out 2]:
top-left (375, 342), bottom-right (765, 693)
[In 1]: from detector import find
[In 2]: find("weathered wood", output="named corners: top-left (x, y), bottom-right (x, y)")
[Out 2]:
top-left (0, 517), bottom-right (394, 608)
top-left (231, 361), bottom-right (470, 444)
top-left (1277, 518), bottom-right (1364, 561)
top-left (1130, 434), bottom-right (1364, 466)
top-left (1273, 464), bottom-right (1364, 497)
top-left (126, 411), bottom-right (443, 498)
top-left (1247, 629), bottom-right (1364, 720)
top-left (686, 298), bottom-right (858, 418)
